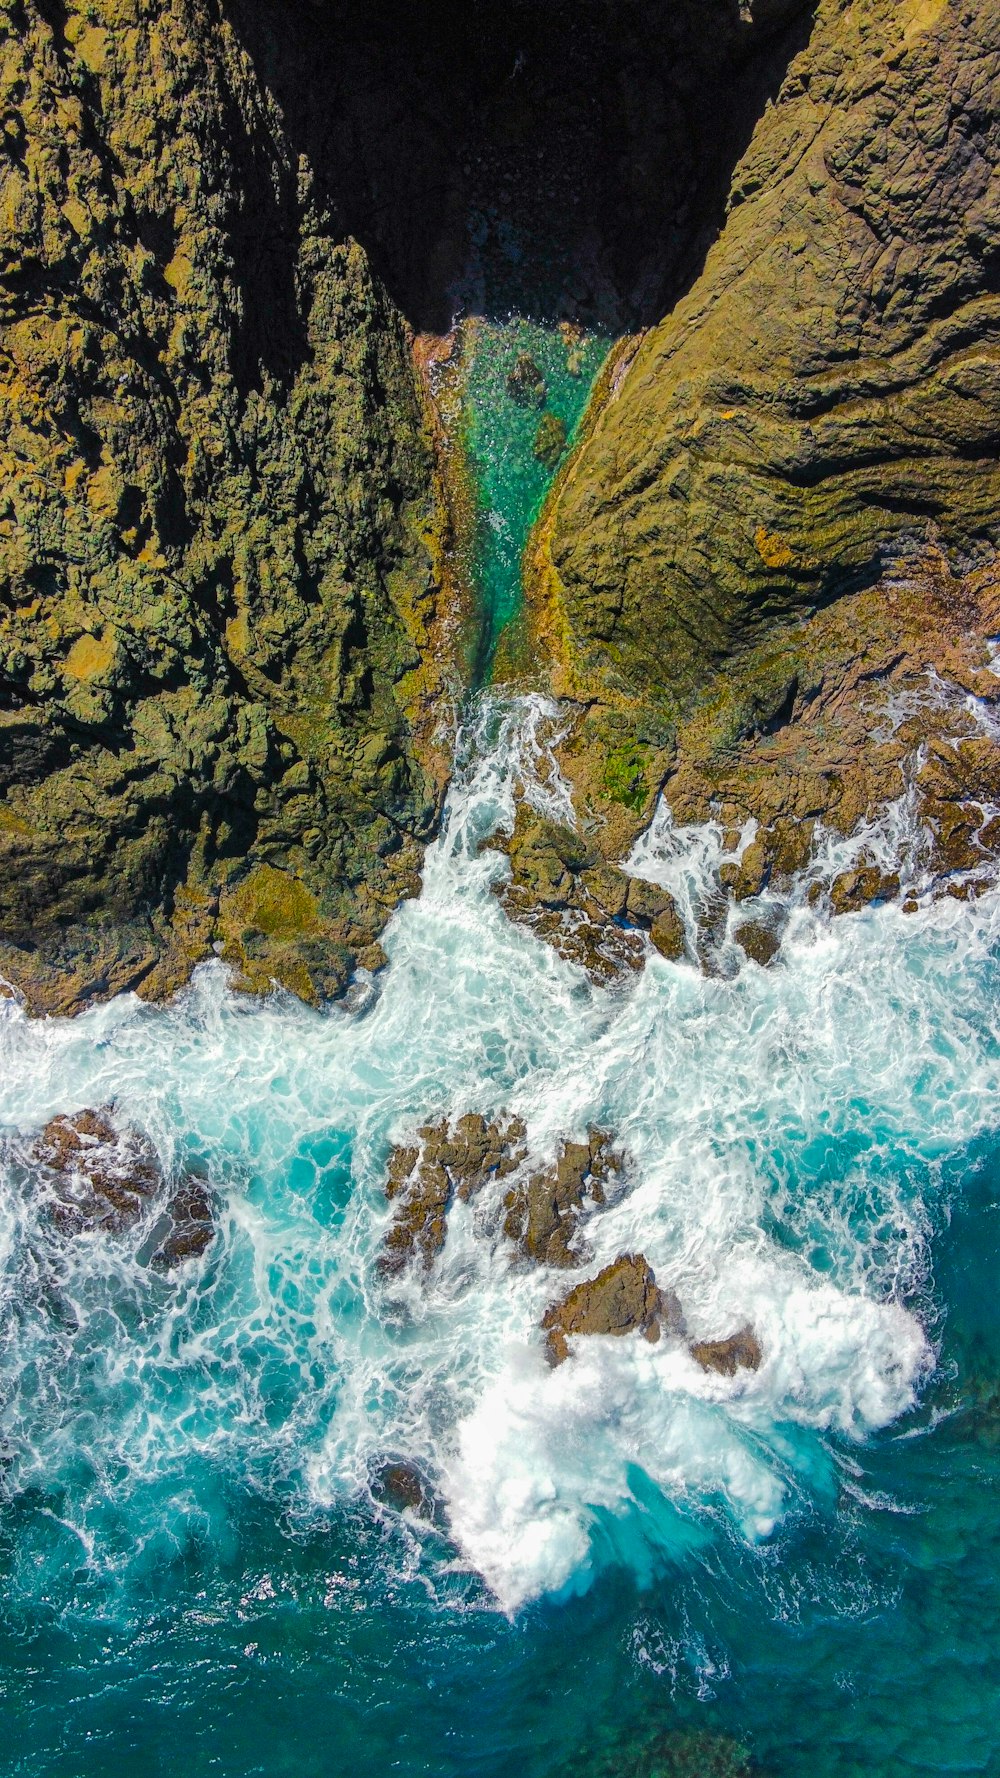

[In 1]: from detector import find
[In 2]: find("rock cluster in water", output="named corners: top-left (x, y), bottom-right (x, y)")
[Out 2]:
top-left (379, 1115), bottom-right (761, 1378)
top-left (541, 1254), bottom-right (681, 1366)
top-left (379, 1112), bottom-right (528, 1276)
top-left (30, 1108), bottom-right (214, 1269)
top-left (502, 1128), bottom-right (623, 1268)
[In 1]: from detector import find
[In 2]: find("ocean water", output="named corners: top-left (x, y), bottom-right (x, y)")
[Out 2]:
top-left (0, 694), bottom-right (998, 1776)
top-left (460, 318), bottom-right (610, 672)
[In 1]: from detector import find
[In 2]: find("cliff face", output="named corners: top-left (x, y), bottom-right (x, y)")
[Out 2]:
top-left (542, 0), bottom-right (1000, 710)
top-left (0, 0), bottom-right (449, 1012)
top-left (514, 0), bottom-right (1000, 918)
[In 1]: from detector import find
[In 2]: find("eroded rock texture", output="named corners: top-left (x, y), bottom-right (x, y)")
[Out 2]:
top-left (0, 0), bottom-right (450, 1013)
top-left (541, 0), bottom-right (1000, 707)
top-left (541, 1253), bottom-right (682, 1366)
top-left (507, 0), bottom-right (1000, 962)
top-left (379, 1112), bottom-right (528, 1277)
top-left (29, 1105), bottom-right (214, 1264)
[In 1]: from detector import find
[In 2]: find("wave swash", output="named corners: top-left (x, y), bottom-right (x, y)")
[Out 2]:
top-left (1, 694), bottom-right (997, 1614)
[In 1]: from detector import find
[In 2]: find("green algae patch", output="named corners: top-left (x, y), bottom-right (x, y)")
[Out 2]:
top-left (602, 738), bottom-right (653, 812)
top-left (227, 865), bottom-right (320, 942)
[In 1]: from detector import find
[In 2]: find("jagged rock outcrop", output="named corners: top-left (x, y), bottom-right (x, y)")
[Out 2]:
top-left (379, 1112), bottom-right (527, 1276)
top-left (29, 1105), bottom-right (214, 1264)
top-left (542, 1253), bottom-right (682, 1366)
top-left (502, 1128), bottom-right (624, 1266)
top-left (487, 804), bottom-right (686, 982)
top-left (379, 1115), bottom-right (629, 1277)
top-left (0, 0), bottom-right (452, 1014)
top-left (690, 1326), bottom-right (763, 1376)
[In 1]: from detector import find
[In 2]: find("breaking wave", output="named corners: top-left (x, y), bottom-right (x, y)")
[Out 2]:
top-left (1, 694), bottom-right (998, 1613)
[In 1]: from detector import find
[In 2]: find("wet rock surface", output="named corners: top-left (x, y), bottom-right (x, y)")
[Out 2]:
top-left (379, 1112), bottom-right (527, 1276)
top-left (690, 1326), bottom-right (763, 1376)
top-left (29, 1108), bottom-right (214, 1264)
top-left (733, 919), bottom-right (781, 967)
top-left (542, 1254), bottom-right (683, 1366)
top-left (371, 1459), bottom-right (435, 1519)
top-left (487, 804), bottom-right (686, 984)
top-left (32, 1109), bottom-right (162, 1236)
top-left (503, 1129), bottom-right (624, 1268)
top-left (150, 1175), bottom-right (216, 1271)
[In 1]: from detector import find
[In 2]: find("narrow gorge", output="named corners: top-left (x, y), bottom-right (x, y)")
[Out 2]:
top-left (1, 3), bottom-right (1000, 1776)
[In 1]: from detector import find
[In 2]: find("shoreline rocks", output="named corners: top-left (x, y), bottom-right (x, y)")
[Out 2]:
top-left (486, 803), bottom-right (686, 984)
top-left (29, 1108), bottom-right (214, 1268)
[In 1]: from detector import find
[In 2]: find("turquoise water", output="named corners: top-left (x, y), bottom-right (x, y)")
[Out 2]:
top-left (0, 697), bottom-right (999, 1776)
top-left (462, 320), bottom-right (609, 675)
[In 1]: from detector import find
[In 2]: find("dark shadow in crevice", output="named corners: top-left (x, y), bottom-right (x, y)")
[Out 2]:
top-left (225, 0), bottom-right (818, 337)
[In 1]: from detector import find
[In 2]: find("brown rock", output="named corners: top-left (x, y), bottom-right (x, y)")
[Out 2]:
top-left (625, 878), bottom-right (675, 927)
top-left (371, 1459), bottom-right (432, 1518)
top-left (829, 865), bottom-right (900, 915)
top-left (734, 919), bottom-right (780, 966)
top-left (379, 1112), bottom-right (527, 1276)
top-left (650, 900), bottom-right (687, 961)
top-left (503, 1128), bottom-right (623, 1268)
top-left (690, 1325), bottom-right (763, 1376)
top-left (150, 1175), bottom-right (215, 1270)
top-left (541, 1253), bottom-right (682, 1365)
top-left (32, 1108), bottom-right (161, 1236)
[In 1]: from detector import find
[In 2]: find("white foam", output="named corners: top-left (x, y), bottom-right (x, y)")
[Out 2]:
top-left (0, 693), bottom-right (996, 1609)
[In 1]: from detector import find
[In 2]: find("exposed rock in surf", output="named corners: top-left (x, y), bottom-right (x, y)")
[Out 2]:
top-left (150, 1174), bottom-right (215, 1270)
top-left (379, 1112), bottom-right (528, 1276)
top-left (829, 864), bottom-right (901, 915)
top-left (503, 1128), bottom-right (624, 1268)
top-left (486, 804), bottom-right (685, 983)
top-left (690, 1325), bottom-right (763, 1376)
top-left (371, 1458), bottom-right (434, 1519)
top-left (32, 1108), bottom-right (162, 1236)
top-left (542, 1253), bottom-right (682, 1366)
top-left (733, 918), bottom-right (781, 967)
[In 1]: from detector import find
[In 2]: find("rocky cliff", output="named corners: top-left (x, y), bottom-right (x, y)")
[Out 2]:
top-left (522, 0), bottom-right (1000, 918)
top-left (0, 0), bottom-right (451, 1012)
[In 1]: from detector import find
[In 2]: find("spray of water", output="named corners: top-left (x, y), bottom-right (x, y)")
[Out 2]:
top-left (0, 694), bottom-right (997, 1612)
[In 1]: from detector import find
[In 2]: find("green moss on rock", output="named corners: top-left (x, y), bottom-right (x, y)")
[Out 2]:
top-left (0, 0), bottom-right (451, 1014)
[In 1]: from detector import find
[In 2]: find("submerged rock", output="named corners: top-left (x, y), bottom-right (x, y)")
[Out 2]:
top-left (506, 352), bottom-right (547, 408)
top-left (379, 1112), bottom-right (527, 1276)
top-left (504, 1129), bottom-right (624, 1268)
top-left (542, 1253), bottom-right (682, 1366)
top-left (690, 1325), bottom-right (763, 1376)
top-left (533, 411), bottom-right (567, 470)
top-left (30, 1107), bottom-right (216, 1265)
top-left (150, 1175), bottom-right (215, 1271)
top-left (371, 1459), bottom-right (434, 1519)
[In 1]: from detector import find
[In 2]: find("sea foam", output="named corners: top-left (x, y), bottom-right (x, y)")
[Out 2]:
top-left (0, 694), bottom-right (996, 1611)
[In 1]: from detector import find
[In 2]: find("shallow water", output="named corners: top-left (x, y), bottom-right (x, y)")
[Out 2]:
top-left (0, 695), bottom-right (998, 1776)
top-left (461, 320), bottom-right (609, 671)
